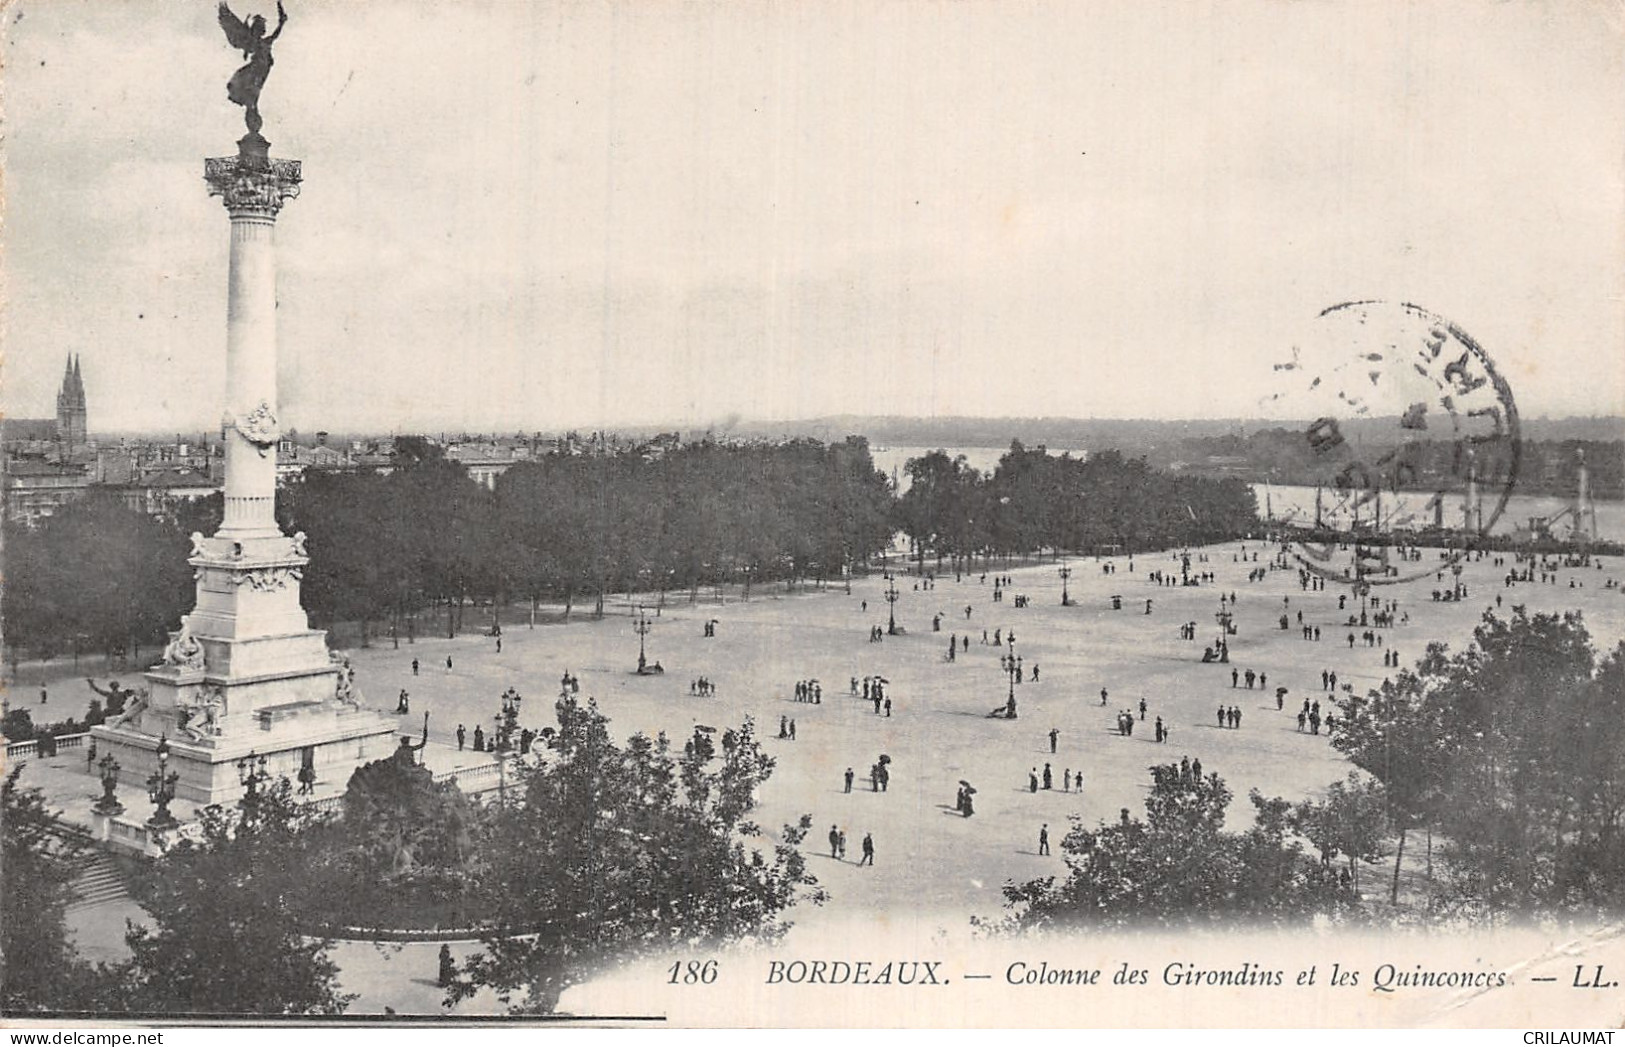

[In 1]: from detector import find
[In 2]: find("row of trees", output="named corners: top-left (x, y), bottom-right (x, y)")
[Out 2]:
top-left (281, 435), bottom-right (897, 639)
top-left (1, 695), bottom-right (820, 1016)
top-left (5, 436), bottom-right (1253, 661)
top-left (896, 442), bottom-right (1260, 569)
top-left (996, 611), bottom-right (1625, 930)
top-left (2, 496), bottom-right (205, 668)
top-left (2, 435), bottom-right (897, 659)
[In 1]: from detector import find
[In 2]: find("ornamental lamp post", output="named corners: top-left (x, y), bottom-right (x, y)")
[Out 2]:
top-left (1058, 563), bottom-right (1073, 606)
top-left (884, 577), bottom-right (901, 635)
top-left (146, 734), bottom-right (180, 830)
top-left (997, 642), bottom-right (1020, 719)
top-left (94, 754), bottom-right (125, 816)
top-left (237, 750), bottom-right (272, 824)
top-left (238, 750), bottom-right (270, 795)
top-left (633, 606), bottom-right (653, 673)
top-left (1002, 646), bottom-right (1023, 701)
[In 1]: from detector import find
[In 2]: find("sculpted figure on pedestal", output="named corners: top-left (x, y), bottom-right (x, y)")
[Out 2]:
top-left (179, 685), bottom-right (226, 742)
top-left (104, 687), bottom-right (151, 731)
top-left (162, 617), bottom-right (206, 672)
top-left (331, 653), bottom-right (362, 707)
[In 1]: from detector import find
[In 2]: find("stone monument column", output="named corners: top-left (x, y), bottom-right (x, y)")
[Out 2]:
top-left (89, 10), bottom-right (397, 811)
top-left (188, 140), bottom-right (320, 657)
top-left (208, 139), bottom-right (299, 538)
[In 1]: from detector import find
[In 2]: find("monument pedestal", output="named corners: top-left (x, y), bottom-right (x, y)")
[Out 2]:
top-left (94, 707), bottom-right (396, 807)
top-left (89, 140), bottom-right (399, 810)
top-left (94, 534), bottom-right (398, 805)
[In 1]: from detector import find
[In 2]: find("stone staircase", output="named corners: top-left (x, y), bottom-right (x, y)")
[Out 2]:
top-left (66, 848), bottom-right (132, 913)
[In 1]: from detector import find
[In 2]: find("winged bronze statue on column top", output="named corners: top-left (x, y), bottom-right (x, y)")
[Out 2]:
top-left (218, 1), bottom-right (288, 134)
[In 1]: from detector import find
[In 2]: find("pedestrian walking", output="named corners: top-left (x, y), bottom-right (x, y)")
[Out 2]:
top-left (1039, 823), bottom-right (1050, 856)
top-left (859, 832), bottom-right (874, 866)
top-left (456, 724), bottom-right (466, 750)
top-left (1048, 728), bottom-right (1059, 753)
top-left (438, 944), bottom-right (456, 988)
top-left (844, 767), bottom-right (854, 793)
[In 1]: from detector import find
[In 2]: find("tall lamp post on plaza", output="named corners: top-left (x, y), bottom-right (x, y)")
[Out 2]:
top-left (634, 606), bottom-right (653, 673)
top-left (884, 575), bottom-right (901, 635)
top-left (146, 734), bottom-right (180, 831)
top-left (1001, 649), bottom-right (1023, 698)
top-left (999, 643), bottom-right (1021, 719)
top-left (1058, 563), bottom-right (1073, 606)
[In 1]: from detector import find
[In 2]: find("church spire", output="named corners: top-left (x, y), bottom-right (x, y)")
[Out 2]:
top-left (55, 354), bottom-right (88, 450)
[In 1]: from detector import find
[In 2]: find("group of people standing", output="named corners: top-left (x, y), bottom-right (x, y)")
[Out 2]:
top-left (1229, 667), bottom-right (1267, 689)
top-left (827, 824), bottom-right (875, 865)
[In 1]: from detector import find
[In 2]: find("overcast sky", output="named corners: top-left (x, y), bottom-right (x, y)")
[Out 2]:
top-left (4, 0), bottom-right (1622, 434)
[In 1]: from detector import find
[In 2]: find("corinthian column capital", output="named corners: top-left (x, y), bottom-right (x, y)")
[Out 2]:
top-left (204, 154), bottom-right (302, 219)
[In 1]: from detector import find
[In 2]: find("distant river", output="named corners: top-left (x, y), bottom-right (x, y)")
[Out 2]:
top-left (1257, 483), bottom-right (1625, 544)
top-left (867, 446), bottom-right (1623, 543)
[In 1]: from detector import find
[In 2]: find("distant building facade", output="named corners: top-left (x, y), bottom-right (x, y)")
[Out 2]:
top-left (4, 460), bottom-right (93, 524)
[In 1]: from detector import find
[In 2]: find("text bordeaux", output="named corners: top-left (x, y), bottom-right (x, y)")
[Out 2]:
top-left (765, 960), bottom-right (945, 986)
